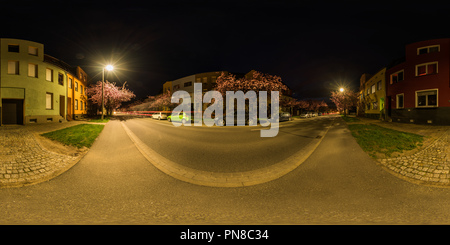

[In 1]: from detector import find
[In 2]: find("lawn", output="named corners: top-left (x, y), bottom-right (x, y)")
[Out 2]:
top-left (341, 115), bottom-right (360, 123)
top-left (41, 124), bottom-right (105, 148)
top-left (347, 123), bottom-right (424, 158)
top-left (88, 117), bottom-right (110, 123)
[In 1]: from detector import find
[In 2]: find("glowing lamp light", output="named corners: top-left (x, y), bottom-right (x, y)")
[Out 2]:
top-left (339, 87), bottom-right (344, 92)
top-left (106, 65), bottom-right (114, 71)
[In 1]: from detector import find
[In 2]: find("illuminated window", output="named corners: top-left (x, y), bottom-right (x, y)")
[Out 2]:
top-left (68, 78), bottom-right (73, 88)
top-left (28, 63), bottom-right (38, 77)
top-left (46, 93), bottom-right (53, 109)
top-left (28, 46), bottom-right (38, 56)
top-left (8, 61), bottom-right (19, 74)
top-left (416, 62), bottom-right (438, 76)
top-left (46, 68), bottom-right (53, 81)
top-left (390, 70), bottom-right (404, 84)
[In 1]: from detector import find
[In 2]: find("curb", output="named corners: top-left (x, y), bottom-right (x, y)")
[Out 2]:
top-left (376, 129), bottom-right (450, 188)
top-left (0, 130), bottom-right (89, 188)
top-left (121, 118), bottom-right (335, 187)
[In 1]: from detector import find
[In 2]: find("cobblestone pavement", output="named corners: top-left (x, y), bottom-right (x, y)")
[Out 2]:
top-left (0, 122), bottom-right (90, 188)
top-left (378, 129), bottom-right (450, 187)
top-left (352, 116), bottom-right (450, 187)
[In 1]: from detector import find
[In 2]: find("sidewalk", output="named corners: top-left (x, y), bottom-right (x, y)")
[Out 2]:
top-left (0, 121), bottom-right (103, 188)
top-left (346, 116), bottom-right (450, 187)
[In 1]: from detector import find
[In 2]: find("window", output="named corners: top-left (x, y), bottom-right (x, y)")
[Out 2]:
top-left (58, 73), bottom-right (64, 85)
top-left (202, 77), bottom-right (208, 83)
top-left (396, 94), bottom-right (404, 109)
top-left (174, 84), bottom-right (180, 91)
top-left (46, 93), bottom-right (53, 109)
top-left (75, 81), bottom-right (78, 91)
top-left (417, 45), bottom-right (440, 55)
top-left (80, 100), bottom-right (84, 110)
top-left (8, 44), bottom-right (19, 52)
top-left (196, 78), bottom-right (201, 83)
top-left (372, 102), bottom-right (378, 110)
top-left (68, 78), bottom-right (72, 88)
top-left (367, 88), bottom-right (370, 95)
top-left (416, 90), bottom-right (438, 107)
top-left (390, 70), bottom-right (404, 84)
top-left (371, 84), bottom-right (376, 94)
top-left (28, 46), bottom-right (38, 56)
top-left (377, 81), bottom-right (382, 91)
top-left (416, 62), bottom-right (438, 76)
top-left (184, 81), bottom-right (192, 87)
top-left (8, 61), bottom-right (19, 74)
top-left (28, 63), bottom-right (38, 77)
top-left (80, 85), bottom-right (83, 94)
top-left (46, 68), bottom-right (53, 81)
top-left (75, 99), bottom-right (78, 110)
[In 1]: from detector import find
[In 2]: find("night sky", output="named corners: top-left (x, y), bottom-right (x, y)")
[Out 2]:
top-left (3, 0), bottom-right (450, 101)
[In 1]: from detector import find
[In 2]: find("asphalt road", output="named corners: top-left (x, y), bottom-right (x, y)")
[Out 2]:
top-left (122, 116), bottom-right (334, 172)
top-left (2, 115), bottom-right (450, 226)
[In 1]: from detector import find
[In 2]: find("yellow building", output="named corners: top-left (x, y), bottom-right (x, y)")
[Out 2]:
top-left (67, 66), bottom-right (88, 120)
top-left (360, 67), bottom-right (387, 120)
top-left (163, 81), bottom-right (172, 94)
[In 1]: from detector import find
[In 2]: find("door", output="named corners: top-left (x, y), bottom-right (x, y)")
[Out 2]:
top-left (67, 97), bottom-right (72, 120)
top-left (59, 95), bottom-right (65, 118)
top-left (1, 99), bottom-right (24, 125)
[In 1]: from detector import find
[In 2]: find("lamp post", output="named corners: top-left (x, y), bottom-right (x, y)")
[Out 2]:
top-left (339, 87), bottom-right (348, 116)
top-left (101, 65), bottom-right (114, 120)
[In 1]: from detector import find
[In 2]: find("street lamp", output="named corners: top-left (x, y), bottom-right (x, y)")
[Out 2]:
top-left (101, 65), bottom-right (114, 120)
top-left (339, 87), bottom-right (347, 115)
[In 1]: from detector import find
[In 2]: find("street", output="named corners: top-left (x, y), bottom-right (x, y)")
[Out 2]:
top-left (2, 115), bottom-right (450, 225)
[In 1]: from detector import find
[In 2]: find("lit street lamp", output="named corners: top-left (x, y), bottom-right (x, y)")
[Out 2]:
top-left (102, 65), bottom-right (114, 120)
top-left (339, 87), bottom-right (347, 115)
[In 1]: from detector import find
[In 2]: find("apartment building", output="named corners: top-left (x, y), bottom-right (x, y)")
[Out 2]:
top-left (386, 38), bottom-right (450, 124)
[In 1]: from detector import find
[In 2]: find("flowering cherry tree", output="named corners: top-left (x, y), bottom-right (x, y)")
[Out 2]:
top-left (129, 91), bottom-right (175, 111)
top-left (330, 89), bottom-right (358, 115)
top-left (215, 71), bottom-right (288, 96)
top-left (87, 80), bottom-right (136, 116)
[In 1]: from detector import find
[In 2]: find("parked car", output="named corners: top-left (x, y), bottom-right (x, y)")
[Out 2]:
top-left (279, 111), bottom-right (292, 122)
top-left (167, 112), bottom-right (190, 123)
top-left (311, 112), bottom-right (318, 117)
top-left (152, 112), bottom-right (168, 120)
top-left (300, 112), bottom-right (311, 118)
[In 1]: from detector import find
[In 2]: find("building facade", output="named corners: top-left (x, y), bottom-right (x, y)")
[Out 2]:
top-left (67, 66), bottom-right (88, 120)
top-left (171, 71), bottom-right (228, 110)
top-left (359, 67), bottom-right (387, 120)
top-left (168, 70), bottom-right (293, 112)
top-left (1, 38), bottom-right (90, 125)
top-left (1, 38), bottom-right (68, 125)
top-left (386, 38), bottom-right (450, 124)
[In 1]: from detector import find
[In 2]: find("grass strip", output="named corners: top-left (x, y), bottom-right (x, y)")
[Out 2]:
top-left (41, 124), bottom-right (105, 148)
top-left (347, 123), bottom-right (423, 158)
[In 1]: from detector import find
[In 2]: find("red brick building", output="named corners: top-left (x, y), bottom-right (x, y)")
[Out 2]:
top-left (386, 38), bottom-right (450, 124)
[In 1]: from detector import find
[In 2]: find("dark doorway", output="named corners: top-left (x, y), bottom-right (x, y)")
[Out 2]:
top-left (2, 99), bottom-right (24, 125)
top-left (60, 95), bottom-right (65, 118)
